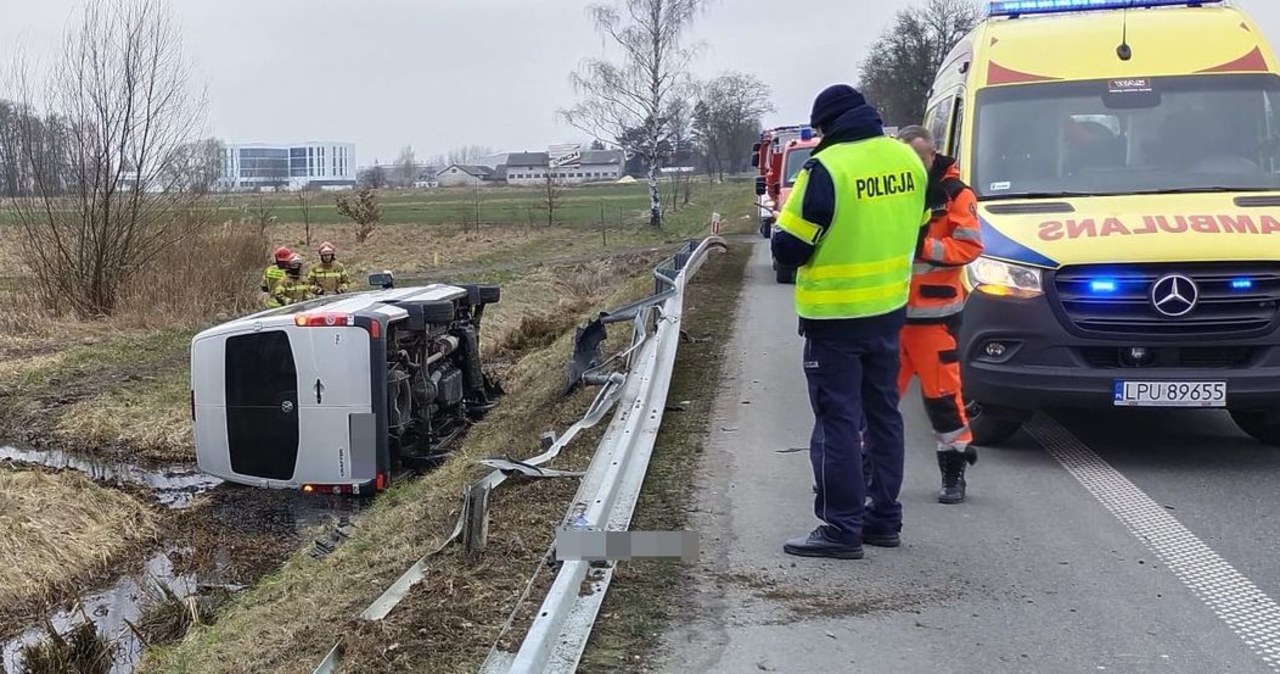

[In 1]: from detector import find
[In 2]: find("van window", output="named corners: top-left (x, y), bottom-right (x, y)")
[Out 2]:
top-left (971, 74), bottom-right (1280, 199)
top-left (784, 148), bottom-right (813, 187)
top-left (225, 331), bottom-right (299, 480)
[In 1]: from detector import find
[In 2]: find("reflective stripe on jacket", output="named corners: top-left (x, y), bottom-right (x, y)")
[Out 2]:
top-left (307, 262), bottom-right (351, 294)
top-left (267, 278), bottom-right (313, 308)
top-left (777, 136), bottom-right (928, 320)
top-left (262, 265), bottom-right (285, 294)
top-left (908, 159), bottom-right (984, 323)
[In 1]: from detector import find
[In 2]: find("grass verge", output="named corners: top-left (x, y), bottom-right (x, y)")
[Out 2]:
top-left (577, 241), bottom-right (752, 673)
top-left (0, 466), bottom-right (160, 636)
top-left (135, 264), bottom-right (658, 674)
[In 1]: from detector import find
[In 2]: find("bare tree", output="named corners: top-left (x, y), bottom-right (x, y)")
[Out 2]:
top-left (447, 145), bottom-right (494, 166)
top-left (561, 0), bottom-right (709, 228)
top-left (5, 0), bottom-right (214, 317)
top-left (336, 188), bottom-right (381, 244)
top-left (359, 162), bottom-right (388, 189)
top-left (395, 145), bottom-right (417, 188)
top-left (859, 0), bottom-right (980, 126)
top-left (693, 71), bottom-right (774, 179)
top-left (541, 167), bottom-right (564, 227)
top-left (296, 186), bottom-right (315, 245)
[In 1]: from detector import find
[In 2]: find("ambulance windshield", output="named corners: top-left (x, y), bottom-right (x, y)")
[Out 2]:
top-left (971, 74), bottom-right (1280, 199)
top-left (784, 148), bottom-right (813, 186)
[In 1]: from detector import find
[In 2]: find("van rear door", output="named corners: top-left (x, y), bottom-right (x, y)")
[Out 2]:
top-left (289, 325), bottom-right (374, 486)
top-left (193, 328), bottom-right (302, 487)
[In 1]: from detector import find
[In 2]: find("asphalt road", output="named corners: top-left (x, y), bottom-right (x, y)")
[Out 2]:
top-left (657, 240), bottom-right (1280, 674)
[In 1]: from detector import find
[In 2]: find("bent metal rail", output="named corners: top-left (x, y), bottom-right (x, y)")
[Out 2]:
top-left (311, 235), bottom-right (728, 674)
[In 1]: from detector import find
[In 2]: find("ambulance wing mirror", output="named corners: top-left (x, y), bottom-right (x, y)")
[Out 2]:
top-left (755, 176), bottom-right (767, 196)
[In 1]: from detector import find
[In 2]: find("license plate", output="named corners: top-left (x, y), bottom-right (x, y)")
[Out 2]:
top-left (1113, 381), bottom-right (1227, 407)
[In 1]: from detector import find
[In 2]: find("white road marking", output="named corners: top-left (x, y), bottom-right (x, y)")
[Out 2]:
top-left (1025, 415), bottom-right (1280, 671)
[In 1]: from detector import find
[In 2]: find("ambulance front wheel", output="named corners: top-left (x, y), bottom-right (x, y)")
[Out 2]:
top-left (1230, 409), bottom-right (1280, 447)
top-left (966, 400), bottom-right (1024, 447)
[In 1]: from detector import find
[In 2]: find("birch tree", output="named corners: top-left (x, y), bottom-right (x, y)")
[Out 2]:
top-left (561, 0), bottom-right (708, 228)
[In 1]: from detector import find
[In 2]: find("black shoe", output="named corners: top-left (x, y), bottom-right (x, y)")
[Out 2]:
top-left (863, 531), bottom-right (900, 548)
top-left (783, 528), bottom-right (864, 559)
top-left (938, 448), bottom-right (978, 504)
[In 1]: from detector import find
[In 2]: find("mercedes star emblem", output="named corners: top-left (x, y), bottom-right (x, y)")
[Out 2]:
top-left (1150, 274), bottom-right (1198, 318)
top-left (281, 400), bottom-right (295, 413)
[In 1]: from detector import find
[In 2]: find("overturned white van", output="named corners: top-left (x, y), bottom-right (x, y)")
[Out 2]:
top-left (190, 278), bottom-right (500, 495)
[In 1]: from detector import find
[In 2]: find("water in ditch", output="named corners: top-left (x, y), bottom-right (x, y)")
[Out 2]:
top-left (1, 444), bottom-right (371, 674)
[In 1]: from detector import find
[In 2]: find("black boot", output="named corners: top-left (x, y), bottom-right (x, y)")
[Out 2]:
top-left (937, 448), bottom-right (977, 504)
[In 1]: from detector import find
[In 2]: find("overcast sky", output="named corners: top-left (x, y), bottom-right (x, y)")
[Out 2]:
top-left (1, 0), bottom-right (1278, 166)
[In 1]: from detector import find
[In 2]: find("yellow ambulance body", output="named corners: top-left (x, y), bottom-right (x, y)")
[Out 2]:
top-left (923, 0), bottom-right (1280, 445)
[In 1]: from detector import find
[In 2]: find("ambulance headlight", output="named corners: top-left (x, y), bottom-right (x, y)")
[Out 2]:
top-left (968, 257), bottom-right (1043, 299)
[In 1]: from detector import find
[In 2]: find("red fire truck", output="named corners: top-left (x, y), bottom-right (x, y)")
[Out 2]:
top-left (752, 126), bottom-right (819, 283)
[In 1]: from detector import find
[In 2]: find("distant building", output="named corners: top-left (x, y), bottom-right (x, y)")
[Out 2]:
top-left (504, 146), bottom-right (624, 186)
top-left (218, 142), bottom-right (356, 191)
top-left (435, 164), bottom-right (495, 187)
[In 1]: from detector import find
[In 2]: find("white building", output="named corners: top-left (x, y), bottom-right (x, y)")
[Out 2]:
top-left (503, 146), bottom-right (625, 186)
top-left (434, 164), bottom-right (496, 187)
top-left (219, 142), bottom-right (356, 191)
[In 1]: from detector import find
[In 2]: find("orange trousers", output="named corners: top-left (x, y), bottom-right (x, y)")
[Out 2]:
top-left (898, 323), bottom-right (972, 451)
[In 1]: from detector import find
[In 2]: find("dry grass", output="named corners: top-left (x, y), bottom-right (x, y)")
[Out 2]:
top-left (53, 368), bottom-right (193, 463)
top-left (137, 260), bottom-right (656, 674)
top-left (0, 467), bottom-right (159, 635)
top-left (17, 619), bottom-right (115, 674)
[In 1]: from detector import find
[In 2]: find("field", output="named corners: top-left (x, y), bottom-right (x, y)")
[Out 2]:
top-left (0, 178), bottom-right (757, 672)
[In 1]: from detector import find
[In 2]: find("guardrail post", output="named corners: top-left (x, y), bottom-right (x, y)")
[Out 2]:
top-left (462, 480), bottom-right (491, 558)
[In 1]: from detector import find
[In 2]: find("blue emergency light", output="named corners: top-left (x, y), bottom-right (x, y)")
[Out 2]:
top-left (1089, 279), bottom-right (1118, 293)
top-left (800, 127), bottom-right (814, 141)
top-left (1231, 278), bottom-right (1255, 290)
top-left (987, 0), bottom-right (1220, 17)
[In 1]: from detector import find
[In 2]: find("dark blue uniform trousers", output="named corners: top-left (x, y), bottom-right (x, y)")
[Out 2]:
top-left (803, 331), bottom-right (905, 544)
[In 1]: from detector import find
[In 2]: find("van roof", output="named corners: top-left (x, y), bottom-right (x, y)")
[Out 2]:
top-left (195, 283), bottom-right (470, 339)
top-left (970, 4), bottom-right (1276, 86)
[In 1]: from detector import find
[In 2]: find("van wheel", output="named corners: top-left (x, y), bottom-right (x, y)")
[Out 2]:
top-left (966, 400), bottom-right (1024, 446)
top-left (1230, 409), bottom-right (1280, 446)
top-left (421, 301), bottom-right (456, 323)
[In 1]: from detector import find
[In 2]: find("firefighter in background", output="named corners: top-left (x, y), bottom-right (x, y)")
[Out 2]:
top-left (895, 125), bottom-right (984, 504)
top-left (268, 256), bottom-right (313, 308)
top-left (261, 246), bottom-right (293, 297)
top-left (307, 241), bottom-right (351, 295)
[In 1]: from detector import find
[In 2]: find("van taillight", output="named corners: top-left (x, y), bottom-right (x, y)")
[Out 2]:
top-left (376, 472), bottom-right (387, 491)
top-left (301, 483), bottom-right (356, 495)
top-left (295, 312), bottom-right (354, 328)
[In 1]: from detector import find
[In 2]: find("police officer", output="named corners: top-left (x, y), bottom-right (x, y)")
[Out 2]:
top-left (896, 125), bottom-right (984, 504)
top-left (773, 84), bottom-right (928, 560)
top-left (307, 241), bottom-right (351, 295)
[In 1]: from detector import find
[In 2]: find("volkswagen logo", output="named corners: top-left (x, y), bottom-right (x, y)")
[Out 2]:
top-left (1150, 274), bottom-right (1198, 318)
top-left (281, 400), bottom-right (295, 413)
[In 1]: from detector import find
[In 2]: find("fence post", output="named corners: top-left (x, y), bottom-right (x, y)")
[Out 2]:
top-left (462, 480), bottom-right (491, 558)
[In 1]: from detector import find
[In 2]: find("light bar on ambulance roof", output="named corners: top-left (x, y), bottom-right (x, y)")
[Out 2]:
top-left (987, 0), bottom-right (1221, 17)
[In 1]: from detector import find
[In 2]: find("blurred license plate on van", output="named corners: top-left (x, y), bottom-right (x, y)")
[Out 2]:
top-left (1113, 381), bottom-right (1226, 407)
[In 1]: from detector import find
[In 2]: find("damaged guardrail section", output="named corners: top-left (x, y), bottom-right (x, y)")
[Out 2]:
top-left (311, 236), bottom-right (726, 674)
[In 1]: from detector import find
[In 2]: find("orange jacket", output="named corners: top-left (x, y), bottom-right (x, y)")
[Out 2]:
top-left (908, 159), bottom-right (984, 323)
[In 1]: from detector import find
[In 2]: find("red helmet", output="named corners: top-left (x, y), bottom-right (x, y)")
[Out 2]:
top-left (273, 246), bottom-right (293, 263)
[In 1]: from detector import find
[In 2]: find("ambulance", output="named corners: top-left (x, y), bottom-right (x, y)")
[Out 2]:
top-left (924, 0), bottom-right (1280, 445)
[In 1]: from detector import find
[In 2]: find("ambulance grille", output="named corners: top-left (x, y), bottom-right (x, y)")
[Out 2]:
top-left (1052, 263), bottom-right (1280, 337)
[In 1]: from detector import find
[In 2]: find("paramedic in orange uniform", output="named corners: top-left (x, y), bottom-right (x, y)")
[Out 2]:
top-left (895, 125), bottom-right (984, 504)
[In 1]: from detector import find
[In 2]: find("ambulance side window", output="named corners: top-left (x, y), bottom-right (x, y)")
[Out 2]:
top-left (949, 94), bottom-right (966, 160)
top-left (927, 97), bottom-right (953, 150)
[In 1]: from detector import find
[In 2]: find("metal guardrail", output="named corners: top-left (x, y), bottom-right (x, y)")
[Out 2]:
top-left (311, 236), bottom-right (726, 674)
top-left (481, 235), bottom-right (727, 673)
